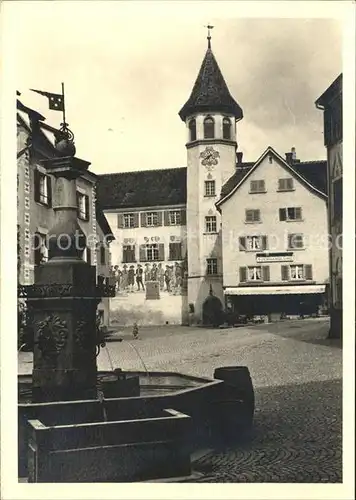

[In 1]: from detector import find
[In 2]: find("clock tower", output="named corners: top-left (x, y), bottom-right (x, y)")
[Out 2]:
top-left (179, 35), bottom-right (243, 323)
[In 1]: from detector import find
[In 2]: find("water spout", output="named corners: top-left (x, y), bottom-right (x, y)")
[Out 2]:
top-left (18, 343), bottom-right (27, 354)
top-left (123, 340), bottom-right (150, 378)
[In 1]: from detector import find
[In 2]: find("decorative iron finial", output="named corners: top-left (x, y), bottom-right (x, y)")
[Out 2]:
top-left (205, 24), bottom-right (214, 49)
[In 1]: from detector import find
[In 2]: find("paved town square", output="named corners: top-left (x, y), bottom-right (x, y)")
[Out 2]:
top-left (19, 317), bottom-right (342, 482)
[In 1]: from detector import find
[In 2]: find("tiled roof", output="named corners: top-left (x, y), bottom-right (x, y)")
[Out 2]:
top-left (96, 167), bottom-right (187, 210)
top-left (179, 48), bottom-right (243, 121)
top-left (219, 159), bottom-right (327, 203)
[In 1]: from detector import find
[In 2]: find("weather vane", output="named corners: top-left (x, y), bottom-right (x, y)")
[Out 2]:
top-left (205, 24), bottom-right (214, 49)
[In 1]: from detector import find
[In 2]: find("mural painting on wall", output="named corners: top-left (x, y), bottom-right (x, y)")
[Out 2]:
top-left (106, 260), bottom-right (188, 298)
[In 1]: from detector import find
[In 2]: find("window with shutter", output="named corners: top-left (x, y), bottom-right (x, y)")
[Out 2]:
top-left (169, 242), bottom-right (182, 260)
top-left (238, 237), bottom-right (246, 251)
top-left (117, 214), bottom-right (124, 228)
top-left (239, 267), bottom-right (247, 283)
top-left (250, 180), bottom-right (266, 193)
top-left (139, 244), bottom-right (146, 262)
top-left (46, 176), bottom-right (52, 207)
top-left (278, 178), bottom-right (294, 191)
top-left (281, 265), bottom-right (289, 281)
top-left (304, 265), bottom-right (313, 280)
top-left (279, 208), bottom-right (287, 221)
top-left (262, 266), bottom-right (270, 281)
top-left (158, 243), bottom-right (165, 261)
top-left (245, 209), bottom-right (260, 222)
top-left (140, 213), bottom-right (147, 227)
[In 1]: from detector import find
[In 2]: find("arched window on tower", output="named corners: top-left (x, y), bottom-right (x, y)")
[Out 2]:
top-left (223, 117), bottom-right (232, 140)
top-left (204, 116), bottom-right (215, 139)
top-left (188, 119), bottom-right (196, 142)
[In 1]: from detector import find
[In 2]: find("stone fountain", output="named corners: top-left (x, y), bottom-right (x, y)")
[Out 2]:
top-left (18, 127), bottom-right (255, 483)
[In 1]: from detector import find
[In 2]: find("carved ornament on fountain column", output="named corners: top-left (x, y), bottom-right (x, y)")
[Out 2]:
top-left (36, 314), bottom-right (68, 359)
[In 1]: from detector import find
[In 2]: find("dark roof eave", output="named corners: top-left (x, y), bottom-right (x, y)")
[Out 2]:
top-left (315, 73), bottom-right (342, 108)
top-left (179, 103), bottom-right (243, 122)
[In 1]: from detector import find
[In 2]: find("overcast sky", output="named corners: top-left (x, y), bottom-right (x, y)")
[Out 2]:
top-left (10, 2), bottom-right (342, 174)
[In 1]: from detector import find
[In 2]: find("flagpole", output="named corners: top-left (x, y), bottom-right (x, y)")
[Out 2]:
top-left (61, 82), bottom-right (66, 127)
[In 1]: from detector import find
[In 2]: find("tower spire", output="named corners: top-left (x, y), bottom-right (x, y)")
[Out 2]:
top-left (205, 24), bottom-right (214, 49)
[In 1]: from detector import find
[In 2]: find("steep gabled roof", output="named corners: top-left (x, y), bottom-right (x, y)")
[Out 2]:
top-left (217, 147), bottom-right (327, 209)
top-left (179, 48), bottom-right (243, 121)
top-left (97, 167), bottom-right (187, 210)
top-left (315, 73), bottom-right (342, 108)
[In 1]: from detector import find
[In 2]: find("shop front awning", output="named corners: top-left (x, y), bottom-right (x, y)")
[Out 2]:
top-left (225, 285), bottom-right (326, 296)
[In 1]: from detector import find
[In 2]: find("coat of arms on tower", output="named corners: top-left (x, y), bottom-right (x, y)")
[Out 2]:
top-left (200, 146), bottom-right (220, 169)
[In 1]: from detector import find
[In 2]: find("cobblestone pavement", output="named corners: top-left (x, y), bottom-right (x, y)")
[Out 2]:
top-left (18, 318), bottom-right (343, 482)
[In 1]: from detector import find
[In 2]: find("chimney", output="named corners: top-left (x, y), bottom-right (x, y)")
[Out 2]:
top-left (236, 151), bottom-right (243, 166)
top-left (285, 152), bottom-right (293, 164)
top-left (291, 147), bottom-right (297, 160)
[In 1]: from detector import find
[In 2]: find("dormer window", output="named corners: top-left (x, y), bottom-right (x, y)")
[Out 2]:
top-left (188, 118), bottom-right (196, 142)
top-left (223, 117), bottom-right (232, 140)
top-left (204, 116), bottom-right (215, 139)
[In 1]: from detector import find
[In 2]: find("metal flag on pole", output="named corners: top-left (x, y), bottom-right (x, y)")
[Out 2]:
top-left (30, 88), bottom-right (65, 112)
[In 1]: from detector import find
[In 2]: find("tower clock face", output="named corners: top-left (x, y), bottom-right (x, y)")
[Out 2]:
top-left (200, 146), bottom-right (220, 169)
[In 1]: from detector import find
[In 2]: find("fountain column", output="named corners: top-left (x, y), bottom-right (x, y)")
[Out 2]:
top-left (29, 136), bottom-right (100, 402)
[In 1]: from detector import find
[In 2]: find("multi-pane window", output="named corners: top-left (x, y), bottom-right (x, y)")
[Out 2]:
top-left (123, 213), bottom-right (135, 228)
top-left (189, 118), bottom-right (197, 142)
top-left (34, 170), bottom-right (52, 206)
top-left (33, 232), bottom-right (48, 266)
top-left (239, 235), bottom-right (267, 251)
top-left (222, 117), bottom-right (231, 140)
top-left (169, 242), bottom-right (182, 261)
top-left (122, 245), bottom-right (136, 263)
top-left (287, 233), bottom-right (304, 249)
top-left (204, 116), bottom-right (215, 139)
top-left (279, 207), bottom-right (302, 221)
top-left (205, 216), bottom-right (217, 233)
top-left (278, 178), bottom-right (294, 191)
top-left (290, 265), bottom-right (304, 280)
top-left (245, 209), bottom-right (261, 222)
top-left (146, 244), bottom-right (159, 261)
top-left (248, 266), bottom-right (262, 281)
top-left (146, 212), bottom-right (159, 227)
top-left (204, 180), bottom-right (216, 197)
top-left (77, 192), bottom-right (90, 221)
top-left (250, 180), bottom-right (266, 193)
top-left (281, 264), bottom-right (313, 281)
top-left (169, 210), bottom-right (181, 225)
top-left (207, 258), bottom-right (218, 275)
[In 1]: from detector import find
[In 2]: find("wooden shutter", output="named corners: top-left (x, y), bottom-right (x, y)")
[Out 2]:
top-left (156, 212), bottom-right (163, 226)
top-left (140, 212), bottom-right (147, 227)
top-left (259, 180), bottom-right (265, 192)
top-left (180, 209), bottom-right (186, 225)
top-left (262, 266), bottom-right (270, 281)
top-left (304, 265), bottom-right (313, 280)
top-left (279, 208), bottom-right (286, 221)
top-left (255, 210), bottom-right (261, 221)
top-left (139, 245), bottom-right (146, 262)
top-left (134, 213), bottom-right (139, 228)
top-left (245, 210), bottom-right (252, 222)
top-left (281, 265), bottom-right (289, 281)
top-left (117, 214), bottom-right (124, 228)
top-left (46, 176), bottom-right (52, 207)
top-left (158, 243), bottom-right (165, 261)
top-left (34, 169), bottom-right (41, 203)
top-left (238, 237), bottom-right (246, 251)
top-left (239, 267), bottom-right (247, 283)
top-left (164, 211), bottom-right (170, 226)
top-left (100, 246), bottom-right (105, 265)
top-left (261, 236), bottom-right (268, 250)
top-left (295, 207), bottom-right (302, 220)
top-left (84, 195), bottom-right (90, 221)
top-left (287, 234), bottom-right (293, 249)
top-left (76, 192), bottom-right (80, 217)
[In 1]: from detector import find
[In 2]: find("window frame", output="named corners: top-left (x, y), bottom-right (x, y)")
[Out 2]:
top-left (204, 180), bottom-right (216, 197)
top-left (278, 178), bottom-right (295, 192)
top-left (188, 118), bottom-right (197, 142)
top-left (203, 116), bottom-right (215, 139)
top-left (222, 117), bottom-right (232, 140)
top-left (146, 243), bottom-right (159, 262)
top-left (247, 266), bottom-right (263, 282)
top-left (245, 209), bottom-right (261, 223)
top-left (146, 212), bottom-right (159, 227)
top-left (279, 207), bottom-right (303, 221)
top-left (77, 192), bottom-right (90, 221)
top-left (289, 264), bottom-right (305, 281)
top-left (122, 244), bottom-right (136, 263)
top-left (287, 233), bottom-right (304, 250)
top-left (169, 242), bottom-right (182, 261)
top-left (206, 258), bottom-right (218, 276)
top-left (123, 213), bottom-right (135, 228)
top-left (205, 215), bottom-right (217, 233)
top-left (168, 210), bottom-right (181, 226)
top-left (249, 180), bottom-right (266, 194)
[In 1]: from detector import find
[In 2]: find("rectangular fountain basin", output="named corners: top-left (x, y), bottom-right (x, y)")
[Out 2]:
top-left (27, 408), bottom-right (192, 482)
